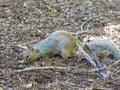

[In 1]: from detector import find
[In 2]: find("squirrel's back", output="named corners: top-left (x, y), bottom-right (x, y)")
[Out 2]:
top-left (34, 31), bottom-right (77, 52)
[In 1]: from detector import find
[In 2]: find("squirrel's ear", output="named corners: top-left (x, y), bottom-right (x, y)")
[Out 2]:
top-left (27, 44), bottom-right (35, 51)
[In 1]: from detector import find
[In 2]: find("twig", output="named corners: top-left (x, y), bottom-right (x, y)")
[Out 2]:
top-left (18, 44), bottom-right (28, 49)
top-left (80, 13), bottom-right (118, 31)
top-left (80, 15), bottom-right (104, 31)
top-left (17, 66), bottom-right (71, 72)
top-left (40, 1), bottom-right (79, 7)
top-left (93, 77), bottom-right (120, 89)
top-left (107, 60), bottom-right (120, 69)
top-left (0, 5), bottom-right (12, 12)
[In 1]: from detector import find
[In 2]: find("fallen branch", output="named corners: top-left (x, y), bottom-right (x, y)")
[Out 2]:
top-left (17, 66), bottom-right (71, 72)
top-left (77, 44), bottom-right (109, 79)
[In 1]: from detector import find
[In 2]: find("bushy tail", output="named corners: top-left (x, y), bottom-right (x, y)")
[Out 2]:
top-left (87, 39), bottom-right (120, 60)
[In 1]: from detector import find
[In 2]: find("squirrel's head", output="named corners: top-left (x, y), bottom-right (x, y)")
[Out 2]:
top-left (23, 45), bottom-right (39, 63)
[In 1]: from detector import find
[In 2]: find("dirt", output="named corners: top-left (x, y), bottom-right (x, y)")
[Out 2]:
top-left (0, 0), bottom-right (120, 90)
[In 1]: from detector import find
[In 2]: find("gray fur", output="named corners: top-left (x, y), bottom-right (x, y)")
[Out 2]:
top-left (87, 39), bottom-right (120, 60)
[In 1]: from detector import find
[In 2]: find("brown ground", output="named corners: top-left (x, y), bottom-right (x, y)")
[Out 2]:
top-left (0, 0), bottom-right (120, 90)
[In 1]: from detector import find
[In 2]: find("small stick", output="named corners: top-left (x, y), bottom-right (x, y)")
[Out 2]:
top-left (17, 66), bottom-right (71, 72)
top-left (93, 77), bottom-right (120, 89)
top-left (18, 44), bottom-right (28, 49)
top-left (80, 15), bottom-right (103, 31)
top-left (80, 13), bottom-right (118, 31)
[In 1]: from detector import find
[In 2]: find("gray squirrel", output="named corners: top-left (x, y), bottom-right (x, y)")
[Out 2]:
top-left (21, 31), bottom-right (120, 79)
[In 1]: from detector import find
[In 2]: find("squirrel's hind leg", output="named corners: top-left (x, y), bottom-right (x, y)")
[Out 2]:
top-left (61, 49), bottom-right (70, 59)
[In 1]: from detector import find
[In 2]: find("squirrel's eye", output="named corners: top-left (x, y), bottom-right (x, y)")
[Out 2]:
top-left (26, 55), bottom-right (29, 58)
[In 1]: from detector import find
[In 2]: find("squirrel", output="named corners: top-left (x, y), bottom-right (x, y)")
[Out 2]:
top-left (23, 31), bottom-right (78, 63)
top-left (21, 31), bottom-right (120, 79)
top-left (22, 31), bottom-right (98, 69)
